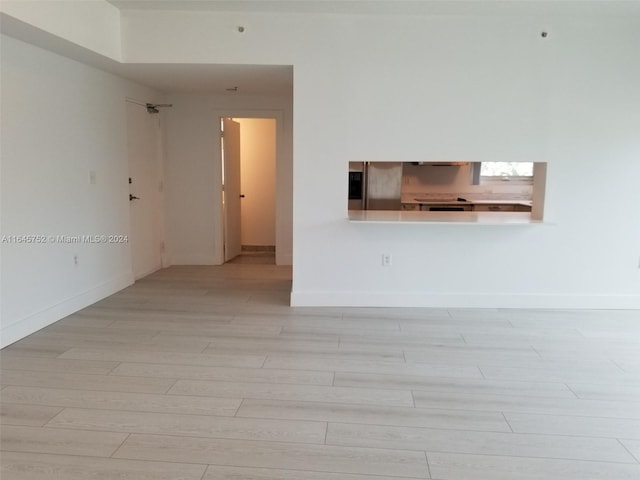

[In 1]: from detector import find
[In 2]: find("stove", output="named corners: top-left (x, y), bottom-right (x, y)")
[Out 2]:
top-left (414, 197), bottom-right (473, 211)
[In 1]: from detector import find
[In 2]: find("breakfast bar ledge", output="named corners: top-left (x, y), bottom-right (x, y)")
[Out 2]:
top-left (348, 210), bottom-right (547, 225)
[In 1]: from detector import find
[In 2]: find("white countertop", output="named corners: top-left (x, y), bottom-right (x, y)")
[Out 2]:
top-left (466, 199), bottom-right (533, 206)
top-left (402, 197), bottom-right (532, 206)
top-left (348, 210), bottom-right (544, 225)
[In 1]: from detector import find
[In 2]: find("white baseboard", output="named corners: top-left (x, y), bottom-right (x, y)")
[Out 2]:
top-left (0, 272), bottom-right (134, 348)
top-left (170, 254), bottom-right (220, 265)
top-left (290, 290), bottom-right (640, 310)
top-left (134, 264), bottom-right (162, 280)
top-left (276, 252), bottom-right (292, 266)
top-left (171, 253), bottom-right (291, 266)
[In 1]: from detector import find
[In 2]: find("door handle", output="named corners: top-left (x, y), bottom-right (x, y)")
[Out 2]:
top-left (129, 194), bottom-right (140, 201)
top-left (239, 194), bottom-right (245, 198)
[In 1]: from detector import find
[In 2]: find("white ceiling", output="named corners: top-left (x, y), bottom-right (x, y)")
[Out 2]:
top-left (106, 0), bottom-right (640, 16)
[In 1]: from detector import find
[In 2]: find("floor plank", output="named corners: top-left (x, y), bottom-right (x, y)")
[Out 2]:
top-left (46, 407), bottom-right (327, 444)
top-left (326, 422), bottom-right (636, 463)
top-left (0, 451), bottom-right (207, 480)
top-left (236, 398), bottom-right (511, 432)
top-left (111, 362), bottom-right (334, 385)
top-left (0, 385), bottom-right (242, 416)
top-left (333, 371), bottom-right (574, 398)
top-left (0, 424), bottom-right (128, 457)
top-left (0, 370), bottom-right (175, 394)
top-left (114, 433), bottom-right (430, 478)
top-left (427, 451), bottom-right (640, 480)
top-left (264, 355), bottom-right (482, 378)
top-left (504, 412), bottom-right (640, 439)
top-left (58, 347), bottom-right (266, 367)
top-left (0, 352), bottom-right (120, 375)
top-left (169, 380), bottom-right (415, 407)
top-left (412, 390), bottom-right (640, 418)
top-left (567, 382), bottom-right (640, 401)
top-left (202, 465), bottom-right (422, 480)
top-left (480, 364), bottom-right (640, 384)
top-left (0, 404), bottom-right (63, 426)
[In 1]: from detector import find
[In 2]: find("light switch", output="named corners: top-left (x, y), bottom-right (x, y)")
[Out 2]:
top-left (89, 170), bottom-right (97, 185)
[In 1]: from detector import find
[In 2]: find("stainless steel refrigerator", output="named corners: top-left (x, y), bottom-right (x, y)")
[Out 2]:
top-left (349, 162), bottom-right (402, 211)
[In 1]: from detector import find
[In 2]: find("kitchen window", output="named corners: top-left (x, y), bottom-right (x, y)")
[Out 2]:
top-left (473, 162), bottom-right (534, 184)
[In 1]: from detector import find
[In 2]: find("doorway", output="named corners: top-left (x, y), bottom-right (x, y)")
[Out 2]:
top-left (221, 117), bottom-right (277, 264)
top-left (126, 99), bottom-right (165, 279)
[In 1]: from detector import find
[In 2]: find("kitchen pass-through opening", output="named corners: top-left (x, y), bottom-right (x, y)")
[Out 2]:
top-left (348, 161), bottom-right (547, 221)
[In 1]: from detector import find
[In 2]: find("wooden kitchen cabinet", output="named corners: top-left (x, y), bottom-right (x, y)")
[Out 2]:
top-left (515, 204), bottom-right (532, 212)
top-left (401, 203), bottom-right (419, 211)
top-left (473, 203), bottom-right (532, 212)
top-left (473, 204), bottom-right (516, 212)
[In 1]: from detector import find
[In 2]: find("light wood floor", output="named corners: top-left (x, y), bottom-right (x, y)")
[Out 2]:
top-left (1, 261), bottom-right (640, 479)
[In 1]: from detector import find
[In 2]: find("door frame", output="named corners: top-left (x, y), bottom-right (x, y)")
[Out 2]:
top-left (214, 109), bottom-right (285, 265)
top-left (125, 98), bottom-right (167, 279)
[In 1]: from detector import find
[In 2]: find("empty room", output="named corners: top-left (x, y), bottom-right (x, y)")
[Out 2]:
top-left (1, 1), bottom-right (639, 479)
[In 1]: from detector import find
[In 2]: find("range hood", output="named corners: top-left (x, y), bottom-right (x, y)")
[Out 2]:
top-left (411, 162), bottom-right (470, 166)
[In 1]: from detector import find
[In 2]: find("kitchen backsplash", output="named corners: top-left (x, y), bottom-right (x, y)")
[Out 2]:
top-left (402, 188), bottom-right (533, 201)
top-left (401, 163), bottom-right (532, 201)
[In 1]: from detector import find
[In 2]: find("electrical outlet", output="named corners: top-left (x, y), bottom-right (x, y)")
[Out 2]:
top-left (382, 253), bottom-right (392, 267)
top-left (88, 170), bottom-right (97, 185)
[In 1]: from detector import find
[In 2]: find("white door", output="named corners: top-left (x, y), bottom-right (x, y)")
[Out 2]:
top-left (237, 118), bottom-right (277, 249)
top-left (126, 101), bottom-right (163, 278)
top-left (222, 118), bottom-right (242, 262)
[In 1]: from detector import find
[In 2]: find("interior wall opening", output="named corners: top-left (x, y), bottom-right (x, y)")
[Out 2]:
top-left (220, 117), bottom-right (277, 264)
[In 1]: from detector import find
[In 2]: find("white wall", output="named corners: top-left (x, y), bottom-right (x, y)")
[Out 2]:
top-left (121, 9), bottom-right (640, 308)
top-left (0, 34), bottom-right (163, 347)
top-left (0, 0), bottom-right (122, 60)
top-left (162, 94), bottom-right (292, 266)
top-left (238, 118), bottom-right (277, 247)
